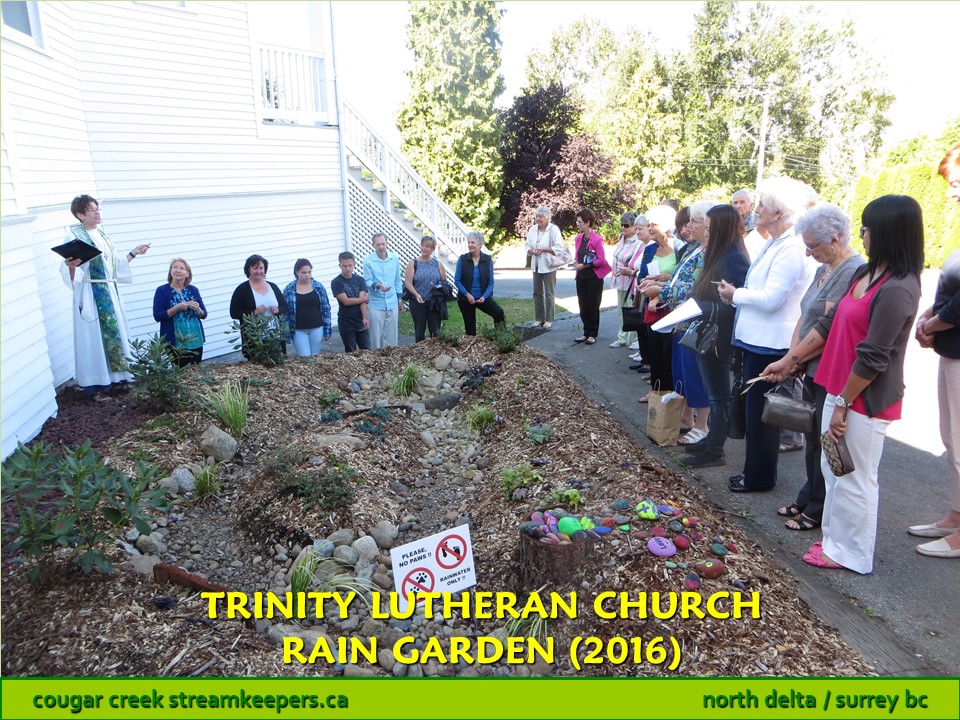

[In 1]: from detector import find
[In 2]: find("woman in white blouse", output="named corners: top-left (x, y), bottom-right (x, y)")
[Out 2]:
top-left (525, 205), bottom-right (566, 328)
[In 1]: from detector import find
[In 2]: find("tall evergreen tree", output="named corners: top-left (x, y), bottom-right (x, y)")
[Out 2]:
top-left (396, 1), bottom-right (505, 236)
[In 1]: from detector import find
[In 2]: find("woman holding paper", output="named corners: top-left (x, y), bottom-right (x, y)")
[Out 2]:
top-left (717, 177), bottom-right (816, 493)
top-left (572, 208), bottom-right (611, 346)
top-left (61, 194), bottom-right (149, 397)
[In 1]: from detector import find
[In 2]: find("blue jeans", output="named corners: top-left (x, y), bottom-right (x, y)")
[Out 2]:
top-left (696, 350), bottom-right (733, 455)
top-left (292, 327), bottom-right (324, 356)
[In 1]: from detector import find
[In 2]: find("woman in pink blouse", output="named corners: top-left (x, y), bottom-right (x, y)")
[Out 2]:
top-left (572, 208), bottom-right (611, 346)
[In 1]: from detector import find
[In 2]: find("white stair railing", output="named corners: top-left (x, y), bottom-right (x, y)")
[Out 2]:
top-left (341, 99), bottom-right (468, 259)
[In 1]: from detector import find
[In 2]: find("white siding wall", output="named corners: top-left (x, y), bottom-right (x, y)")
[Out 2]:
top-left (0, 215), bottom-right (58, 458)
top-left (1, 125), bottom-right (21, 216)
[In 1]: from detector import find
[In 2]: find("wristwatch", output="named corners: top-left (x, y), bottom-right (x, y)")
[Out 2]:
top-left (835, 394), bottom-right (850, 409)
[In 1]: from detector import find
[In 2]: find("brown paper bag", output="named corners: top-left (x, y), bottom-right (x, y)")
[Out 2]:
top-left (646, 383), bottom-right (683, 447)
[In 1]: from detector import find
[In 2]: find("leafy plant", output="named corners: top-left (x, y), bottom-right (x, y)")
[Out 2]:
top-left (262, 446), bottom-right (306, 482)
top-left (514, 375), bottom-right (529, 387)
top-left (367, 406), bottom-right (394, 422)
top-left (526, 421), bottom-right (556, 444)
top-left (290, 550), bottom-right (375, 604)
top-left (544, 488), bottom-right (584, 511)
top-left (392, 363), bottom-right (425, 397)
top-left (127, 335), bottom-right (184, 409)
top-left (229, 313), bottom-right (289, 367)
top-left (437, 326), bottom-right (462, 347)
top-left (482, 323), bottom-right (521, 353)
top-left (504, 614), bottom-right (551, 645)
top-left (319, 408), bottom-right (343, 424)
top-left (466, 403), bottom-right (497, 434)
top-left (284, 457), bottom-right (359, 512)
top-left (193, 464), bottom-right (222, 499)
top-left (353, 419), bottom-right (385, 437)
top-left (501, 465), bottom-right (543, 499)
top-left (317, 392), bottom-right (340, 409)
top-left (200, 380), bottom-right (249, 437)
top-left (1, 441), bottom-right (170, 581)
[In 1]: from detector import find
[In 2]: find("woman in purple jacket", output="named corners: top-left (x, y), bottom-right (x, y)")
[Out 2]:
top-left (572, 208), bottom-right (612, 345)
top-left (153, 258), bottom-right (207, 366)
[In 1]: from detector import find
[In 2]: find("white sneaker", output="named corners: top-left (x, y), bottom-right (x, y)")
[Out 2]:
top-left (628, 341), bottom-right (640, 350)
top-left (629, 352), bottom-right (643, 361)
top-left (609, 340), bottom-right (625, 347)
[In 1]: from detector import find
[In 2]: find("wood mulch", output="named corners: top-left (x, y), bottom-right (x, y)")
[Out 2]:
top-left (0, 339), bottom-right (875, 677)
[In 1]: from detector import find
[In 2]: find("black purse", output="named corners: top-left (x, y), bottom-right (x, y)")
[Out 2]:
top-left (728, 350), bottom-right (746, 439)
top-left (621, 306), bottom-right (646, 332)
top-left (762, 379), bottom-right (816, 434)
top-left (678, 305), bottom-right (719, 356)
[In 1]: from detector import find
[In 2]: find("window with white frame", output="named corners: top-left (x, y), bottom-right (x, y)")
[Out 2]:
top-left (1, 1), bottom-right (43, 47)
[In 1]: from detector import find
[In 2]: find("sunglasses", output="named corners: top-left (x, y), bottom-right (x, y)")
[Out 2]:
top-left (621, 223), bottom-right (631, 228)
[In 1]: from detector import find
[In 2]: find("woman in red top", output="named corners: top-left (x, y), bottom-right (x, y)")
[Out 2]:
top-left (801, 195), bottom-right (924, 573)
top-left (572, 208), bottom-right (612, 346)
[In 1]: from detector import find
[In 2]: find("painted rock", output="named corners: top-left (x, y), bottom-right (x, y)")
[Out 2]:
top-left (683, 572), bottom-right (701, 591)
top-left (652, 526), bottom-right (667, 537)
top-left (695, 560), bottom-right (726, 579)
top-left (529, 526), bottom-right (547, 539)
top-left (553, 508), bottom-right (571, 519)
top-left (612, 514), bottom-right (631, 525)
top-left (519, 521), bottom-right (540, 535)
top-left (612, 500), bottom-right (632, 512)
top-left (544, 511), bottom-right (558, 525)
top-left (591, 526), bottom-right (611, 537)
top-left (530, 511), bottom-right (545, 524)
top-left (547, 522), bottom-right (559, 536)
top-left (682, 516), bottom-right (698, 527)
top-left (579, 517), bottom-right (596, 530)
top-left (673, 535), bottom-right (691, 550)
top-left (658, 505), bottom-right (677, 516)
top-left (688, 530), bottom-right (702, 542)
top-left (558, 516), bottom-right (582, 536)
top-left (633, 530), bottom-right (650, 541)
top-left (711, 536), bottom-right (723, 544)
top-left (584, 529), bottom-right (603, 540)
top-left (540, 536), bottom-right (559, 545)
top-left (618, 524), bottom-right (631, 532)
top-left (545, 532), bottom-right (560, 543)
top-left (636, 500), bottom-right (660, 520)
top-left (600, 517), bottom-right (617, 528)
top-left (664, 561), bottom-right (678, 569)
top-left (668, 520), bottom-right (685, 534)
top-left (710, 543), bottom-right (729, 557)
top-left (557, 533), bottom-right (571, 542)
top-left (726, 541), bottom-right (739, 554)
top-left (571, 530), bottom-right (588, 543)
top-left (677, 562), bottom-right (688, 569)
top-left (732, 579), bottom-right (747, 590)
top-left (647, 536), bottom-right (677, 557)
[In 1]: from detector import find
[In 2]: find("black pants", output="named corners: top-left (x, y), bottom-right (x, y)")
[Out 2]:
top-left (409, 299), bottom-right (441, 342)
top-left (646, 326), bottom-right (674, 392)
top-left (457, 296), bottom-right (505, 336)
top-left (796, 376), bottom-right (828, 522)
top-left (576, 272), bottom-right (604, 338)
top-left (176, 346), bottom-right (203, 368)
top-left (339, 326), bottom-right (370, 353)
top-left (739, 348), bottom-right (787, 490)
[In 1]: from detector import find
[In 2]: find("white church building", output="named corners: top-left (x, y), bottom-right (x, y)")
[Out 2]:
top-left (0, 0), bottom-right (467, 459)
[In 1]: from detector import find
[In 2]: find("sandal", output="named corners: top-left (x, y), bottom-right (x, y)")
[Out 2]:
top-left (574, 336), bottom-right (588, 344)
top-left (785, 513), bottom-right (821, 532)
top-left (802, 543), bottom-right (844, 569)
top-left (638, 395), bottom-right (649, 404)
top-left (531, 321), bottom-right (544, 328)
top-left (584, 337), bottom-right (596, 345)
top-left (542, 322), bottom-right (552, 329)
top-left (779, 442), bottom-right (803, 453)
top-left (777, 503), bottom-right (803, 518)
top-left (678, 428), bottom-right (707, 445)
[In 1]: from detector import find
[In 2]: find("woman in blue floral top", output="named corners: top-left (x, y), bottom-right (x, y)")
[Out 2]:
top-left (282, 258), bottom-right (332, 356)
top-left (153, 258), bottom-right (207, 366)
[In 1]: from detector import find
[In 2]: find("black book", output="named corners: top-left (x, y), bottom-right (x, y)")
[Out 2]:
top-left (51, 239), bottom-right (102, 264)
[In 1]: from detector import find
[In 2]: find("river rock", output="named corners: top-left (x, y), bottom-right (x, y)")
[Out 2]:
top-left (135, 532), bottom-right (166, 555)
top-left (326, 529), bottom-right (356, 547)
top-left (433, 354), bottom-right (452, 371)
top-left (695, 559), bottom-right (726, 579)
top-left (158, 476), bottom-right (181, 495)
top-left (414, 371), bottom-right (443, 396)
top-left (200, 425), bottom-right (237, 463)
top-left (333, 545), bottom-right (360, 567)
top-left (171, 467), bottom-right (196, 494)
top-left (368, 520), bottom-right (399, 549)
top-left (424, 393), bottom-right (462, 411)
top-left (647, 537), bottom-right (676, 557)
top-left (352, 535), bottom-right (380, 562)
top-left (709, 543), bottom-right (729, 557)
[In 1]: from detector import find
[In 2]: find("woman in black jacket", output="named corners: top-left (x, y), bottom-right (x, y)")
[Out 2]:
top-left (454, 231), bottom-right (505, 335)
top-left (229, 254), bottom-right (288, 358)
top-left (682, 204), bottom-right (750, 468)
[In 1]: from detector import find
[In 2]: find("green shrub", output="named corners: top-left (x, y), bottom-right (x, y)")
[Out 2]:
top-left (526, 421), bottom-right (555, 444)
top-left (284, 456), bottom-right (359, 512)
top-left (290, 549), bottom-right (375, 601)
top-left (352, 418), bottom-right (385, 437)
top-left (391, 363), bottom-right (425, 397)
top-left (317, 392), bottom-right (340, 409)
top-left (127, 335), bottom-right (184, 409)
top-left (482, 324), bottom-right (521, 353)
top-left (501, 465), bottom-right (542, 499)
top-left (193, 464), bottom-right (221, 498)
top-left (438, 326), bottom-right (463, 347)
top-left (1, 441), bottom-right (170, 581)
top-left (319, 408), bottom-right (343, 424)
top-left (466, 403), bottom-right (497, 433)
top-left (544, 488), bottom-right (584, 510)
top-left (367, 406), bottom-right (394, 422)
top-left (229, 314), bottom-right (289, 367)
top-left (200, 380), bottom-right (249, 437)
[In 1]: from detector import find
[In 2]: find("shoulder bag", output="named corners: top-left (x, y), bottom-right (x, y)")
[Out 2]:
top-left (761, 379), bottom-right (816, 434)
top-left (728, 350), bottom-right (747, 439)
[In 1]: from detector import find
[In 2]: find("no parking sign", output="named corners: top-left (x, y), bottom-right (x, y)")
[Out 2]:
top-left (390, 526), bottom-right (476, 611)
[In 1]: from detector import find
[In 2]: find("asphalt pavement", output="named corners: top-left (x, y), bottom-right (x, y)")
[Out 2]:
top-left (494, 266), bottom-right (958, 676)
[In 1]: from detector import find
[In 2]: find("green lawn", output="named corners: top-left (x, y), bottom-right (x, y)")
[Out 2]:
top-left (399, 298), bottom-right (574, 337)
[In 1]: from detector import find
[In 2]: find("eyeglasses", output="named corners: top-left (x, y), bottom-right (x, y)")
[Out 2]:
top-left (621, 223), bottom-right (631, 228)
top-left (859, 226), bottom-right (868, 239)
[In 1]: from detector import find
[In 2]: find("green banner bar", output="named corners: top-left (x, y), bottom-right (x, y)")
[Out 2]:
top-left (2, 678), bottom-right (957, 720)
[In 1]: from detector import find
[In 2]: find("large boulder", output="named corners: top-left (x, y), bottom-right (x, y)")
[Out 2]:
top-left (424, 393), bottom-right (462, 411)
top-left (368, 520), bottom-right (399, 549)
top-left (200, 426), bottom-right (237, 463)
top-left (171, 467), bottom-right (196, 493)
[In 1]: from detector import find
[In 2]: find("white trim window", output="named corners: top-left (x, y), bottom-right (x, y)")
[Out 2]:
top-left (1, 1), bottom-right (43, 48)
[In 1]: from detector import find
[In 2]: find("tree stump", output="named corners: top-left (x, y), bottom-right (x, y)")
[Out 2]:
top-left (517, 532), bottom-right (595, 592)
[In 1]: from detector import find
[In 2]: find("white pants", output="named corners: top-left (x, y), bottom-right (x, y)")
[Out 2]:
top-left (939, 356), bottom-right (960, 512)
top-left (292, 327), bottom-right (324, 356)
top-left (368, 306), bottom-right (398, 349)
top-left (820, 393), bottom-right (891, 574)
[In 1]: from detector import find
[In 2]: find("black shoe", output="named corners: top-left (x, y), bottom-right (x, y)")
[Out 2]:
top-left (628, 363), bottom-right (644, 370)
top-left (635, 365), bottom-right (651, 373)
top-left (686, 452), bottom-right (725, 468)
top-left (728, 473), bottom-right (745, 488)
top-left (729, 476), bottom-right (772, 493)
top-left (683, 441), bottom-right (707, 454)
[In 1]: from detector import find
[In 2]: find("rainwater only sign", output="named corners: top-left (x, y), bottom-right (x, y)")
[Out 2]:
top-left (390, 526), bottom-right (476, 611)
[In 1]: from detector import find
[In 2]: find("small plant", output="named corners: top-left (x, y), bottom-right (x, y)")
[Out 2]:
top-left (319, 408), bottom-right (343, 424)
top-left (544, 488), bottom-right (584, 511)
top-left (228, 313), bottom-right (289, 367)
top-left (501, 465), bottom-right (543, 499)
top-left (290, 549), bottom-right (375, 604)
top-left (353, 418), bottom-right (385, 437)
top-left (1, 441), bottom-right (170, 581)
top-left (317, 392), bottom-right (340, 409)
top-left (466, 402), bottom-right (497, 434)
top-left (482, 323), bottom-right (521, 353)
top-left (290, 547), bottom-right (323, 594)
top-left (284, 456), bottom-right (359, 511)
top-left (392, 363), bottom-right (425, 397)
top-left (127, 335), bottom-right (184, 409)
top-left (262, 445), bottom-right (306, 481)
top-left (504, 614), bottom-right (551, 645)
top-left (526, 421), bottom-right (556, 445)
top-left (437, 326), bottom-right (462, 347)
top-left (200, 380), bottom-right (249, 437)
top-left (367, 405), bottom-right (393, 422)
top-left (193, 464), bottom-right (222, 498)
top-left (515, 375), bottom-right (528, 387)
